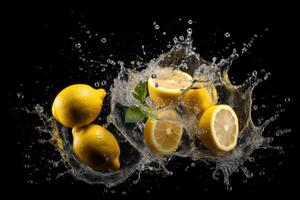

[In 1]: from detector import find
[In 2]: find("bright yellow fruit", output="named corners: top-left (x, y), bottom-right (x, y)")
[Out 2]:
top-left (148, 67), bottom-right (192, 107)
top-left (199, 104), bottom-right (239, 152)
top-left (144, 110), bottom-right (183, 155)
top-left (72, 124), bottom-right (121, 171)
top-left (182, 82), bottom-right (218, 114)
top-left (52, 84), bottom-right (106, 128)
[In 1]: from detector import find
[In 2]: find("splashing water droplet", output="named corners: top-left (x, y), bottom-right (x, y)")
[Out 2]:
top-left (188, 19), bottom-right (193, 25)
top-left (75, 43), bottom-right (81, 49)
top-left (264, 72), bottom-right (271, 80)
top-left (162, 32), bottom-right (166, 35)
top-left (154, 24), bottom-right (160, 30)
top-left (224, 32), bottom-right (230, 38)
top-left (284, 97), bottom-right (290, 102)
top-left (94, 82), bottom-right (100, 88)
top-left (17, 92), bottom-right (24, 99)
top-left (179, 36), bottom-right (184, 41)
top-left (253, 105), bottom-right (258, 110)
top-left (101, 38), bottom-right (107, 43)
top-left (101, 80), bottom-right (106, 86)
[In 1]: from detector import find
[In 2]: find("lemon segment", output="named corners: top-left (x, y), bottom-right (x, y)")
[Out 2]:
top-left (199, 104), bottom-right (239, 152)
top-left (148, 67), bottom-right (192, 107)
top-left (182, 82), bottom-right (218, 114)
top-left (144, 110), bottom-right (183, 155)
top-left (72, 124), bottom-right (121, 171)
top-left (52, 84), bottom-right (106, 128)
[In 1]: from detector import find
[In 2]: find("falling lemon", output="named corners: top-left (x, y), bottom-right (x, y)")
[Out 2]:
top-left (144, 110), bottom-right (183, 155)
top-left (182, 81), bottom-right (218, 114)
top-left (72, 124), bottom-right (121, 171)
top-left (52, 84), bottom-right (106, 128)
top-left (148, 67), bottom-right (192, 107)
top-left (199, 104), bottom-right (239, 152)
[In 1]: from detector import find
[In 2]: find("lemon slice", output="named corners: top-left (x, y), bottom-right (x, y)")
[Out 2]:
top-left (144, 110), bottom-right (183, 155)
top-left (148, 67), bottom-right (192, 106)
top-left (199, 104), bottom-right (239, 152)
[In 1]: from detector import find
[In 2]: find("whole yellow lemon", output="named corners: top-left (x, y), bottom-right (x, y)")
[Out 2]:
top-left (52, 84), bottom-right (106, 128)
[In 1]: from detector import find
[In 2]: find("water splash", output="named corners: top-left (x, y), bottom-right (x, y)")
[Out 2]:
top-left (25, 26), bottom-right (291, 189)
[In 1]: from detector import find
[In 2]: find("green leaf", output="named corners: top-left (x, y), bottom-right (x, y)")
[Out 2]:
top-left (125, 106), bottom-right (147, 123)
top-left (132, 81), bottom-right (147, 103)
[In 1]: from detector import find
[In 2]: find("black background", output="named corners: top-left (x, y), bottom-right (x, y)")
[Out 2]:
top-left (9, 4), bottom-right (299, 199)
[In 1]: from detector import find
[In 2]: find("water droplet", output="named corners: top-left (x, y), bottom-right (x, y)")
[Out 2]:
top-left (173, 37), bottom-right (178, 43)
top-left (162, 32), bottom-right (166, 35)
top-left (17, 92), bottom-right (24, 99)
top-left (24, 164), bottom-right (30, 169)
top-left (191, 163), bottom-right (195, 167)
top-left (276, 104), bottom-right (281, 108)
top-left (259, 171), bottom-right (265, 176)
top-left (107, 59), bottom-right (116, 65)
top-left (151, 74), bottom-right (157, 79)
top-left (188, 19), bottom-right (193, 24)
top-left (224, 32), bottom-right (230, 38)
top-left (179, 35), bottom-right (184, 41)
top-left (101, 80), bottom-right (106, 86)
top-left (111, 190), bottom-right (115, 194)
top-left (261, 104), bottom-right (266, 108)
top-left (146, 190), bottom-right (150, 194)
top-left (86, 30), bottom-right (90, 35)
top-left (101, 68), bottom-right (106, 72)
top-left (242, 179), bottom-right (247, 184)
top-left (253, 105), bottom-right (258, 110)
top-left (101, 38), bottom-right (107, 43)
top-left (264, 72), bottom-right (271, 80)
top-left (94, 82), bottom-right (100, 87)
top-left (155, 83), bottom-right (159, 88)
top-left (46, 177), bottom-right (51, 181)
top-left (122, 191), bottom-right (127, 195)
top-left (252, 70), bottom-right (257, 77)
top-left (75, 43), bottom-right (81, 49)
top-left (27, 180), bottom-right (34, 184)
top-left (154, 24), bottom-right (160, 30)
top-left (242, 47), bottom-right (247, 54)
top-left (284, 97), bottom-right (290, 102)
top-left (25, 154), bottom-right (31, 159)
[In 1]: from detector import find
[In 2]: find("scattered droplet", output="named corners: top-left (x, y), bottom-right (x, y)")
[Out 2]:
top-left (75, 43), bottom-right (81, 49)
top-left (191, 163), bottom-right (196, 167)
top-left (122, 191), bottom-right (127, 195)
top-left (101, 38), bottom-right (107, 43)
top-left (162, 32), bottom-right (166, 35)
top-left (179, 35), bottom-right (184, 41)
top-left (264, 72), bottom-right (271, 80)
top-left (253, 105), bottom-right (258, 110)
top-left (17, 92), bottom-right (24, 99)
top-left (284, 97), bottom-right (290, 103)
top-left (242, 47), bottom-right (247, 54)
top-left (94, 82), bottom-right (100, 87)
top-left (154, 24), bottom-right (160, 30)
top-left (224, 32), bottom-right (230, 38)
top-left (188, 19), bottom-right (193, 24)
top-left (101, 80), bottom-right (106, 86)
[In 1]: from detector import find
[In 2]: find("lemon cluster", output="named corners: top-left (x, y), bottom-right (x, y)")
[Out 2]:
top-left (52, 84), bottom-right (120, 171)
top-left (145, 67), bottom-right (239, 154)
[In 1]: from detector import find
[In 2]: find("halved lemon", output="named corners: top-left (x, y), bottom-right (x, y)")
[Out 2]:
top-left (148, 67), bottom-right (192, 107)
top-left (199, 104), bottom-right (239, 152)
top-left (144, 110), bottom-right (183, 155)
